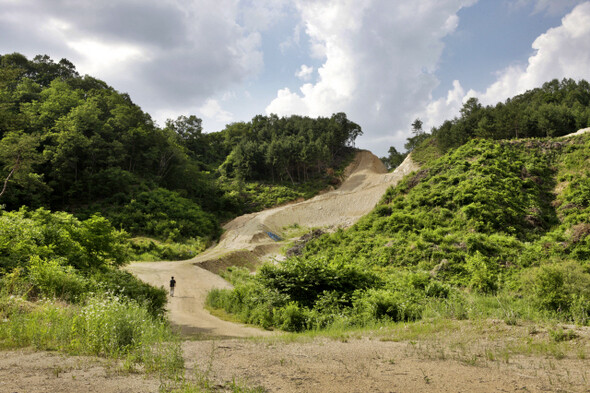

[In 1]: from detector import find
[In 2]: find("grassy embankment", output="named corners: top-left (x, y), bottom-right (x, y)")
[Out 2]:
top-left (207, 134), bottom-right (590, 337)
top-left (0, 208), bottom-right (265, 392)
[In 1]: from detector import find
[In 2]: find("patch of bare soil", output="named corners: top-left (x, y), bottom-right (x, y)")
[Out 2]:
top-left (4, 324), bottom-right (589, 393)
top-left (183, 334), bottom-right (590, 393)
top-left (0, 349), bottom-right (160, 392)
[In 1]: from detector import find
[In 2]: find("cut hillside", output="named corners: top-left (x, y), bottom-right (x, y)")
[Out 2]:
top-left (127, 149), bottom-right (418, 336)
top-left (209, 131), bottom-right (590, 332)
top-left (197, 150), bottom-right (419, 273)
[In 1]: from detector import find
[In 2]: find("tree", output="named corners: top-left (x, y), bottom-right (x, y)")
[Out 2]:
top-left (380, 146), bottom-right (407, 171)
top-left (404, 118), bottom-right (429, 152)
top-left (411, 118), bottom-right (423, 135)
top-left (166, 115), bottom-right (202, 142)
top-left (0, 131), bottom-right (41, 199)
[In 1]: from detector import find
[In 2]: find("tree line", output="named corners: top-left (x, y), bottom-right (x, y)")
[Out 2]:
top-left (382, 78), bottom-right (590, 169)
top-left (0, 53), bottom-right (362, 241)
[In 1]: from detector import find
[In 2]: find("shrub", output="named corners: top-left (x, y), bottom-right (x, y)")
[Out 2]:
top-left (0, 207), bottom-right (129, 272)
top-left (525, 261), bottom-right (590, 319)
top-left (27, 256), bottom-right (88, 302)
top-left (90, 270), bottom-right (167, 317)
top-left (257, 256), bottom-right (380, 308)
top-left (352, 288), bottom-right (423, 324)
top-left (274, 302), bottom-right (306, 332)
top-left (466, 252), bottom-right (499, 294)
top-left (116, 188), bottom-right (220, 241)
top-left (128, 237), bottom-right (207, 261)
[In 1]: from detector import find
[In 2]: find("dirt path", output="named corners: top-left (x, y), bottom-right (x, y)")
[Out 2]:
top-left (3, 324), bottom-right (589, 393)
top-left (7, 137), bottom-right (590, 393)
top-left (127, 151), bottom-right (418, 337)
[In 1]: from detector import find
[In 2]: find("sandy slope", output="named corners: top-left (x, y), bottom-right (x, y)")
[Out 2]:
top-left (127, 150), bottom-right (419, 337)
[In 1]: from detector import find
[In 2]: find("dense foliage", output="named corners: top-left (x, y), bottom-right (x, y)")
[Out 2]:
top-left (436, 79), bottom-right (590, 148)
top-left (0, 207), bottom-right (167, 314)
top-left (381, 79), bottom-right (590, 169)
top-left (220, 113), bottom-right (360, 183)
top-left (0, 204), bottom-right (183, 374)
top-left (209, 135), bottom-right (590, 331)
top-left (0, 53), bottom-right (361, 242)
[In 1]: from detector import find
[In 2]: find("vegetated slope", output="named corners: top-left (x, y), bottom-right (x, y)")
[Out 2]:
top-left (127, 150), bottom-right (418, 336)
top-left (0, 53), bottom-right (362, 246)
top-left (208, 131), bottom-right (590, 332)
top-left (381, 78), bottom-right (590, 170)
top-left (197, 150), bottom-right (419, 273)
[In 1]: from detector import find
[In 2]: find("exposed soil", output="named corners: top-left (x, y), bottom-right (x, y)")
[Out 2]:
top-left (3, 327), bottom-right (589, 393)
top-left (183, 332), bottom-right (590, 393)
top-left (0, 349), bottom-right (161, 392)
top-left (5, 139), bottom-right (590, 392)
top-left (127, 150), bottom-right (419, 338)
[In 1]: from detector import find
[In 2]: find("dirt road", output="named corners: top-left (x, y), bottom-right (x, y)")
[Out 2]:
top-left (127, 151), bottom-right (419, 337)
top-left (7, 140), bottom-right (590, 393)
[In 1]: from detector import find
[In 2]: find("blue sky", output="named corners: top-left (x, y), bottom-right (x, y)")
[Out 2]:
top-left (1, 0), bottom-right (589, 156)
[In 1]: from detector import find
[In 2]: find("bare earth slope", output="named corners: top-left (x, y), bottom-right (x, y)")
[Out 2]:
top-left (127, 150), bottom-right (419, 337)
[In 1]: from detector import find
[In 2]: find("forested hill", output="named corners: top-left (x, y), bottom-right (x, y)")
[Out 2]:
top-left (382, 78), bottom-right (590, 169)
top-left (0, 53), bottom-right (361, 242)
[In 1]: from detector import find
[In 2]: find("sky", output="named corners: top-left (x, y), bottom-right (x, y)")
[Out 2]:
top-left (1, 0), bottom-right (590, 156)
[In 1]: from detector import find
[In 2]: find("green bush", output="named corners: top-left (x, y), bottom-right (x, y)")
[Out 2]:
top-left (128, 237), bottom-right (207, 261)
top-left (466, 252), bottom-right (499, 294)
top-left (257, 256), bottom-right (380, 308)
top-left (274, 302), bottom-right (306, 332)
top-left (352, 288), bottom-right (423, 324)
top-left (116, 188), bottom-right (220, 241)
top-left (0, 207), bottom-right (129, 272)
top-left (27, 256), bottom-right (88, 302)
top-left (524, 261), bottom-right (590, 320)
top-left (89, 269), bottom-right (167, 317)
top-left (0, 207), bottom-right (166, 315)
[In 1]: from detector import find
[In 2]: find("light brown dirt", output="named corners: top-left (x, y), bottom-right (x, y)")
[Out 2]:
top-left (183, 334), bottom-right (590, 393)
top-left (0, 349), bottom-right (161, 392)
top-left (7, 141), bottom-right (590, 392)
top-left (126, 150), bottom-right (419, 338)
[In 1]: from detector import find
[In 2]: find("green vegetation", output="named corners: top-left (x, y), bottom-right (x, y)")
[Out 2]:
top-left (208, 134), bottom-right (590, 331)
top-left (0, 52), bottom-right (361, 390)
top-left (381, 78), bottom-right (590, 169)
top-left (0, 53), bottom-right (361, 248)
top-left (0, 206), bottom-right (182, 379)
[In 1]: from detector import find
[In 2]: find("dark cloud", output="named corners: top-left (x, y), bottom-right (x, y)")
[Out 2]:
top-left (0, 0), bottom-right (262, 120)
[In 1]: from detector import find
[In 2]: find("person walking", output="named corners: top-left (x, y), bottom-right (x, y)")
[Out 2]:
top-left (169, 276), bottom-right (176, 297)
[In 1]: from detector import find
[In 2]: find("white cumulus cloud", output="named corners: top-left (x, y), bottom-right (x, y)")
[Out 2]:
top-left (266, 0), bottom-right (477, 155)
top-left (295, 64), bottom-right (314, 81)
top-left (513, 0), bottom-right (586, 15)
top-left (199, 99), bottom-right (234, 123)
top-left (422, 1), bottom-right (590, 130)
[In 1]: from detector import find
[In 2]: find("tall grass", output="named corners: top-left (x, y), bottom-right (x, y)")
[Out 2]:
top-left (0, 293), bottom-right (183, 376)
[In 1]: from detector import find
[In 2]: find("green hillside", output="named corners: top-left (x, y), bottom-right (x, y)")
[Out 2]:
top-left (209, 133), bottom-right (590, 331)
top-left (0, 53), bottom-right (360, 250)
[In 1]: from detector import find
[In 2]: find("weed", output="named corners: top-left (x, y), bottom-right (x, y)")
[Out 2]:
top-left (548, 328), bottom-right (578, 342)
top-left (52, 366), bottom-right (63, 378)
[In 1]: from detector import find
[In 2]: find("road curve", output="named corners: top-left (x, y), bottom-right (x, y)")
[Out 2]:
top-left (127, 151), bottom-right (419, 338)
